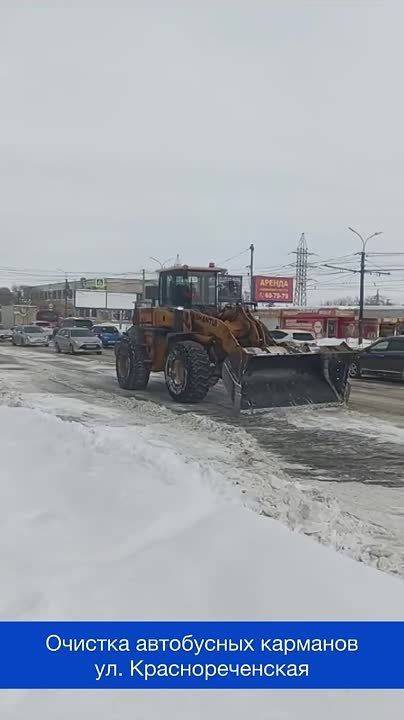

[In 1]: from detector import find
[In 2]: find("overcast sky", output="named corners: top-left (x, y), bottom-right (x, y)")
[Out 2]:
top-left (1, 1), bottom-right (404, 302)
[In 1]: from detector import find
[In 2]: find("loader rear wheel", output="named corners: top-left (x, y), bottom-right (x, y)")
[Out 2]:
top-left (165, 341), bottom-right (210, 403)
top-left (116, 341), bottom-right (150, 390)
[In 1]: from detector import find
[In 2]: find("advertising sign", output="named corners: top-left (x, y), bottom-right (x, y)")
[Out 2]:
top-left (75, 290), bottom-right (107, 309)
top-left (253, 276), bottom-right (294, 303)
top-left (106, 292), bottom-right (137, 310)
top-left (75, 290), bottom-right (138, 310)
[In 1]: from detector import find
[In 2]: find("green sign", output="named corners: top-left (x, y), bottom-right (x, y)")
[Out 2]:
top-left (84, 278), bottom-right (105, 290)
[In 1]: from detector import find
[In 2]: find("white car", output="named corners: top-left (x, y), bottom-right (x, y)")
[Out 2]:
top-left (269, 329), bottom-right (318, 347)
top-left (0, 325), bottom-right (13, 341)
top-left (54, 328), bottom-right (102, 354)
top-left (33, 321), bottom-right (54, 339)
top-left (12, 325), bottom-right (49, 347)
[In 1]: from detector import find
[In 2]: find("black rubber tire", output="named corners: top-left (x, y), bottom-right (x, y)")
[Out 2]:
top-left (116, 341), bottom-right (150, 390)
top-left (349, 361), bottom-right (361, 379)
top-left (165, 341), bottom-right (210, 403)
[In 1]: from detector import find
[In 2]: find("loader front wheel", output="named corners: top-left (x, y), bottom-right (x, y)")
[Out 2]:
top-left (165, 341), bottom-right (210, 403)
top-left (116, 341), bottom-right (150, 390)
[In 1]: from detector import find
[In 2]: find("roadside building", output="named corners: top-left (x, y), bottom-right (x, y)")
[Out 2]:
top-left (24, 276), bottom-right (158, 324)
top-left (257, 306), bottom-right (404, 340)
top-left (0, 304), bottom-right (37, 327)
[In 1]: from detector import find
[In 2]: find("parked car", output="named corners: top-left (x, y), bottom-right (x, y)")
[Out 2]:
top-left (269, 329), bottom-right (318, 347)
top-left (0, 325), bottom-right (13, 341)
top-left (54, 328), bottom-right (102, 355)
top-left (33, 321), bottom-right (54, 339)
top-left (12, 325), bottom-right (49, 347)
top-left (92, 324), bottom-right (122, 348)
top-left (9, 326), bottom-right (18, 342)
top-left (268, 329), bottom-right (290, 343)
top-left (350, 336), bottom-right (404, 379)
top-left (60, 317), bottom-right (94, 330)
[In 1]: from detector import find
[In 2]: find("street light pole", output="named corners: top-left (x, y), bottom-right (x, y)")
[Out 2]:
top-left (249, 244), bottom-right (255, 302)
top-left (358, 249), bottom-right (366, 345)
top-left (348, 227), bottom-right (382, 345)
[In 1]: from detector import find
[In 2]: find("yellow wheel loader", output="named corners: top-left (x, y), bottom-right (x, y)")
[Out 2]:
top-left (115, 265), bottom-right (352, 411)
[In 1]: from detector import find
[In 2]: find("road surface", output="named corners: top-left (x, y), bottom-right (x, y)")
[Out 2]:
top-left (0, 343), bottom-right (403, 577)
top-left (350, 377), bottom-right (404, 425)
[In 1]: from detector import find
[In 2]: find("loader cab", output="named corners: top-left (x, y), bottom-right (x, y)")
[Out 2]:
top-left (159, 266), bottom-right (225, 310)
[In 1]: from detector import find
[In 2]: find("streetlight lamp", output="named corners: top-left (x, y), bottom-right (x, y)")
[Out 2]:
top-left (348, 227), bottom-right (383, 345)
top-left (149, 256), bottom-right (174, 269)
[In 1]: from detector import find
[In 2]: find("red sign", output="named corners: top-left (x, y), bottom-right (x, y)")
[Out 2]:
top-left (253, 276), bottom-right (294, 303)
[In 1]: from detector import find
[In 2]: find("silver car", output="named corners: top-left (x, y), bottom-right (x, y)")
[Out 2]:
top-left (0, 325), bottom-right (13, 341)
top-left (54, 328), bottom-right (102, 355)
top-left (12, 325), bottom-right (49, 347)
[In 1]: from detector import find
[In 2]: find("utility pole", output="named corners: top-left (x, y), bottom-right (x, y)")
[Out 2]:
top-left (64, 277), bottom-right (69, 317)
top-left (249, 243), bottom-right (254, 302)
top-left (348, 227), bottom-right (383, 345)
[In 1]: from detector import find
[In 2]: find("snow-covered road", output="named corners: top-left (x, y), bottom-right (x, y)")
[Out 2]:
top-left (1, 344), bottom-right (403, 578)
top-left (0, 345), bottom-right (404, 718)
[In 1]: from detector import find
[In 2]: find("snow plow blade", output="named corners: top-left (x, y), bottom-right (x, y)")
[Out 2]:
top-left (222, 349), bottom-right (352, 412)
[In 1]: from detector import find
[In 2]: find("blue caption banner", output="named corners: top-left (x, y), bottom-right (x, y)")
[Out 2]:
top-left (0, 622), bottom-right (403, 689)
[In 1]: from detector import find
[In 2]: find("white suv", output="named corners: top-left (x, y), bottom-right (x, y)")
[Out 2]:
top-left (269, 329), bottom-right (318, 347)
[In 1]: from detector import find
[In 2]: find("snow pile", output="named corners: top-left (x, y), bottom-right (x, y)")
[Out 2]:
top-left (2, 380), bottom-right (404, 577)
top-left (315, 337), bottom-right (373, 348)
top-left (0, 404), bottom-right (404, 717)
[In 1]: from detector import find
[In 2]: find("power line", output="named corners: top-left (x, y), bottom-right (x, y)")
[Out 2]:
top-left (217, 247), bottom-right (251, 265)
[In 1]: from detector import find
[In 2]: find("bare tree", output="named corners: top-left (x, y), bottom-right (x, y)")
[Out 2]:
top-left (0, 287), bottom-right (16, 306)
top-left (323, 296), bottom-right (357, 306)
top-left (323, 293), bottom-right (394, 307)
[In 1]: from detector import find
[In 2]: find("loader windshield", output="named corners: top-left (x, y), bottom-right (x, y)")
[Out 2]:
top-left (161, 270), bottom-right (217, 308)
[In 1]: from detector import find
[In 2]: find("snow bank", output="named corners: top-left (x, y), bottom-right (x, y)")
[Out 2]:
top-left (315, 337), bottom-right (373, 348)
top-left (1, 405), bottom-right (403, 718)
top-left (3, 381), bottom-right (404, 574)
